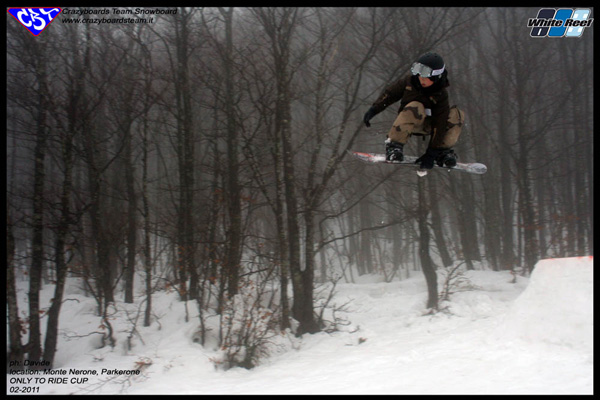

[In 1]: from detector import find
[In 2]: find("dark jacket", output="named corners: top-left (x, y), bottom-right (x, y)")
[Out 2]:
top-left (371, 72), bottom-right (450, 143)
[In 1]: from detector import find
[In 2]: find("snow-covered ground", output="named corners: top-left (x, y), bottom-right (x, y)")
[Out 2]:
top-left (7, 257), bottom-right (593, 395)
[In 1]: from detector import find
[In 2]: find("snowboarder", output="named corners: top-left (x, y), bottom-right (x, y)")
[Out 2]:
top-left (362, 52), bottom-right (465, 169)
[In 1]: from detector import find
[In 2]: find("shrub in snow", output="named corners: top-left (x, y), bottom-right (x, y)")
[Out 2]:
top-left (314, 276), bottom-right (353, 333)
top-left (438, 262), bottom-right (479, 304)
top-left (212, 279), bottom-right (282, 370)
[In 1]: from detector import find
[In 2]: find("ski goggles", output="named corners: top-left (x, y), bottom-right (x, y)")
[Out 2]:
top-left (411, 62), bottom-right (445, 78)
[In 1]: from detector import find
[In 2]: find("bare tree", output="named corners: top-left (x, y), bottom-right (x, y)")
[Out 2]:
top-left (6, 27), bottom-right (54, 366)
top-left (217, 7), bottom-right (244, 298)
top-left (7, 208), bottom-right (24, 369)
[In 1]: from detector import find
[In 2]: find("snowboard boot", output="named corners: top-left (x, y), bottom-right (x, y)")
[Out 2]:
top-left (385, 139), bottom-right (404, 162)
top-left (436, 148), bottom-right (457, 168)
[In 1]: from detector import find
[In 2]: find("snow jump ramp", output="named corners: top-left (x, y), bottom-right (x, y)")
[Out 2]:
top-left (499, 256), bottom-right (593, 350)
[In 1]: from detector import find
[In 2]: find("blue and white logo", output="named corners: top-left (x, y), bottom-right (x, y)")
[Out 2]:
top-left (528, 8), bottom-right (593, 37)
top-left (7, 8), bottom-right (62, 36)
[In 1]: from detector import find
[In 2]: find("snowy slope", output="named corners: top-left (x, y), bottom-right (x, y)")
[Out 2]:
top-left (7, 257), bottom-right (593, 395)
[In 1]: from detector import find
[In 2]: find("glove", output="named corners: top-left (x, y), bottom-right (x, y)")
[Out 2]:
top-left (415, 147), bottom-right (442, 170)
top-left (363, 107), bottom-right (377, 128)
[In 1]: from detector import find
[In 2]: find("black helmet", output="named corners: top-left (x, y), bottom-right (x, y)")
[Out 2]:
top-left (411, 52), bottom-right (445, 80)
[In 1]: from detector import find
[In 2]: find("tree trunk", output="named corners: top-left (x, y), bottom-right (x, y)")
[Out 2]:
top-left (220, 7), bottom-right (243, 297)
top-left (174, 8), bottom-right (197, 304)
top-left (28, 40), bottom-right (50, 364)
top-left (7, 209), bottom-right (24, 369)
top-left (428, 176), bottom-right (453, 268)
top-left (42, 126), bottom-right (74, 368)
top-left (515, 73), bottom-right (539, 274)
top-left (301, 209), bottom-right (321, 334)
top-left (358, 198), bottom-right (373, 275)
top-left (124, 122), bottom-right (137, 304)
top-left (143, 120), bottom-right (153, 327)
top-left (452, 176), bottom-right (481, 270)
top-left (418, 179), bottom-right (438, 310)
top-left (273, 138), bottom-right (291, 330)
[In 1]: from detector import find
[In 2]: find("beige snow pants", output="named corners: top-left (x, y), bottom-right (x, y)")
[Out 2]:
top-left (387, 101), bottom-right (465, 149)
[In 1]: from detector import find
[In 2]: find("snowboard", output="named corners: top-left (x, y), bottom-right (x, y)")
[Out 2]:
top-left (349, 151), bottom-right (487, 175)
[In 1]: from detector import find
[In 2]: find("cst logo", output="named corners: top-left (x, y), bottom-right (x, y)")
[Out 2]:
top-left (528, 8), bottom-right (593, 37)
top-left (7, 7), bottom-right (62, 36)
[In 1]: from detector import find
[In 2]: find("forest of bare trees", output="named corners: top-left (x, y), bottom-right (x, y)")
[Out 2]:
top-left (6, 7), bottom-right (593, 370)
